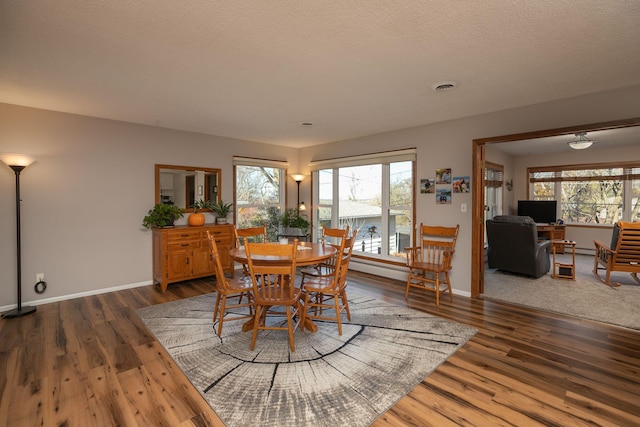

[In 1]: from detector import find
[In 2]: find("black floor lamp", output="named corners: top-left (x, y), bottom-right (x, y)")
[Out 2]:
top-left (1, 153), bottom-right (37, 319)
top-left (291, 174), bottom-right (306, 212)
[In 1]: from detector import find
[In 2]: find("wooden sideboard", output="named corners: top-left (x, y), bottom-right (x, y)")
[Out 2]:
top-left (536, 224), bottom-right (566, 253)
top-left (152, 224), bottom-right (234, 292)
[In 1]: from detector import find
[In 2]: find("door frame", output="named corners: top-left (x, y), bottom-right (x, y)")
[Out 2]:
top-left (471, 117), bottom-right (640, 297)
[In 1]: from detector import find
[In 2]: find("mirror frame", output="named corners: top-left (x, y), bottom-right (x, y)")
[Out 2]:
top-left (155, 164), bottom-right (222, 211)
top-left (471, 117), bottom-right (640, 298)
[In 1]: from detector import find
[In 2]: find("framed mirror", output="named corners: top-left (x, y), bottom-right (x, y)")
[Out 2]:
top-left (155, 164), bottom-right (221, 210)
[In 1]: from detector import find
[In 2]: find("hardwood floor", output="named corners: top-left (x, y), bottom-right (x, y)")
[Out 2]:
top-left (1, 271), bottom-right (639, 426)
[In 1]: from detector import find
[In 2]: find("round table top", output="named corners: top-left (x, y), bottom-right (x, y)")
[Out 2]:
top-left (229, 241), bottom-right (337, 266)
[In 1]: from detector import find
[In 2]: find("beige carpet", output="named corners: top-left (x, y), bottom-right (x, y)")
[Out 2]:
top-left (483, 253), bottom-right (640, 330)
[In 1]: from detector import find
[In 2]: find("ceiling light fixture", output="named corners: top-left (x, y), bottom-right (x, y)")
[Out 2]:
top-left (568, 132), bottom-right (595, 150)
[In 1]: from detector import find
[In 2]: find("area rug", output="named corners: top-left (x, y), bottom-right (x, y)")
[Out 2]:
top-left (483, 253), bottom-right (640, 330)
top-left (136, 292), bottom-right (477, 427)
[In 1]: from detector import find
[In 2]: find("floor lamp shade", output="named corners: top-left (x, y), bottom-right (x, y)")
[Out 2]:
top-left (1, 153), bottom-right (37, 318)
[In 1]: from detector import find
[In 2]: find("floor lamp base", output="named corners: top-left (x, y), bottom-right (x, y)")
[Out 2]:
top-left (2, 305), bottom-right (36, 319)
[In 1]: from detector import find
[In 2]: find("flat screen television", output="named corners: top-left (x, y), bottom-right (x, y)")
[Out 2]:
top-left (517, 200), bottom-right (557, 224)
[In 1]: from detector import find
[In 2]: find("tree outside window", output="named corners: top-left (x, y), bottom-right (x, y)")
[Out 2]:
top-left (235, 165), bottom-right (284, 241)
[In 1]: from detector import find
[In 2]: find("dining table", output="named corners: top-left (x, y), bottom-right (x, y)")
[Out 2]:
top-left (229, 241), bottom-right (337, 333)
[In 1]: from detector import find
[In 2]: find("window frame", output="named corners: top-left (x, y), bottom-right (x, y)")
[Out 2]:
top-left (233, 157), bottom-right (288, 238)
top-left (527, 160), bottom-right (640, 225)
top-left (310, 149), bottom-right (416, 262)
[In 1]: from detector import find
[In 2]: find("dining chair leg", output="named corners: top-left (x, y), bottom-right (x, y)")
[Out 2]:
top-left (340, 290), bottom-right (351, 321)
top-left (333, 295), bottom-right (343, 336)
top-left (299, 298), bottom-right (306, 332)
top-left (404, 272), bottom-right (412, 299)
top-left (285, 305), bottom-right (295, 352)
top-left (216, 297), bottom-right (227, 336)
top-left (213, 294), bottom-right (222, 322)
top-left (250, 305), bottom-right (263, 351)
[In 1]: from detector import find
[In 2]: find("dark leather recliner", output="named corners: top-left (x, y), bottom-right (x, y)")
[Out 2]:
top-left (486, 215), bottom-right (551, 278)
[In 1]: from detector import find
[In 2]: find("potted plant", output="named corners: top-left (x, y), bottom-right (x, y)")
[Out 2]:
top-left (279, 208), bottom-right (310, 237)
top-left (209, 200), bottom-right (234, 224)
top-left (142, 203), bottom-right (184, 228)
top-left (188, 199), bottom-right (209, 227)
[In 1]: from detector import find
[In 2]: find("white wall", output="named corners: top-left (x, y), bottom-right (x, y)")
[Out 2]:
top-left (0, 103), bottom-right (298, 307)
top-left (1, 84), bottom-right (640, 307)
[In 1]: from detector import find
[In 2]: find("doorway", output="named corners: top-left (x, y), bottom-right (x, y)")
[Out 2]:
top-left (471, 117), bottom-right (640, 297)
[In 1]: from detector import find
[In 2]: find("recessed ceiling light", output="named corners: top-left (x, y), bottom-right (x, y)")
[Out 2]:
top-left (300, 122), bottom-right (314, 126)
top-left (432, 81), bottom-right (457, 92)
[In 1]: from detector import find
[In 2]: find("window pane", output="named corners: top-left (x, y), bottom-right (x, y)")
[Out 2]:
top-left (313, 156), bottom-right (414, 259)
top-left (236, 206), bottom-right (282, 241)
top-left (236, 165), bottom-right (283, 237)
top-left (389, 161), bottom-right (412, 258)
top-left (318, 169), bottom-right (333, 202)
top-left (533, 182), bottom-right (555, 200)
top-left (560, 180), bottom-right (622, 223)
top-left (339, 165), bottom-right (381, 204)
top-left (388, 208), bottom-right (411, 258)
top-left (339, 165), bottom-right (382, 255)
top-left (316, 205), bottom-right (332, 241)
top-left (236, 166), bottom-right (280, 205)
top-left (389, 161), bottom-right (412, 208)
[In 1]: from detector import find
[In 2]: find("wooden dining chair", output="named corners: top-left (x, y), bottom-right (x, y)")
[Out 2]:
top-left (301, 229), bottom-right (357, 335)
top-left (206, 231), bottom-right (254, 336)
top-left (233, 224), bottom-right (267, 276)
top-left (405, 224), bottom-right (460, 306)
top-left (244, 238), bottom-right (303, 351)
top-left (300, 226), bottom-right (349, 286)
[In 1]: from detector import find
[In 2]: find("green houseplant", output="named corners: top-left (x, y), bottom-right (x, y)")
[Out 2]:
top-left (279, 208), bottom-right (310, 236)
top-left (209, 200), bottom-right (234, 224)
top-left (142, 203), bottom-right (184, 228)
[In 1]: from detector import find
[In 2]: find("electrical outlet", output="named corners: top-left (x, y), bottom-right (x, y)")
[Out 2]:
top-left (36, 273), bottom-right (44, 282)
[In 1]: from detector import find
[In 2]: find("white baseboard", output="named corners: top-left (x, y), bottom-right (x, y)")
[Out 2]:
top-left (2, 261), bottom-right (475, 313)
top-left (0, 280), bottom-right (154, 312)
top-left (349, 259), bottom-right (471, 298)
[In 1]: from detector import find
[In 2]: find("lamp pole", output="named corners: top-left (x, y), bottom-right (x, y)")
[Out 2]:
top-left (1, 155), bottom-right (36, 318)
top-left (291, 174), bottom-right (306, 213)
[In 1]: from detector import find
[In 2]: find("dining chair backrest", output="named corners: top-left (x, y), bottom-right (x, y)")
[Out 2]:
top-left (335, 228), bottom-right (358, 289)
top-left (416, 223), bottom-right (459, 269)
top-left (321, 226), bottom-right (350, 248)
top-left (321, 226), bottom-right (349, 267)
top-left (206, 230), bottom-right (231, 293)
top-left (234, 224), bottom-right (267, 247)
top-left (244, 239), bottom-right (299, 301)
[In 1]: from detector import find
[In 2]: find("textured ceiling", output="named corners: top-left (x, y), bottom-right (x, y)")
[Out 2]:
top-left (2, 1), bottom-right (640, 147)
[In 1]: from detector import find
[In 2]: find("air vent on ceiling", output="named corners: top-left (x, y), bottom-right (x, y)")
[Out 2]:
top-left (432, 81), bottom-right (457, 92)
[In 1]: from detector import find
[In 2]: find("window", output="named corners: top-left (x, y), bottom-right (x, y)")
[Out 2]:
top-left (484, 162), bottom-right (504, 221)
top-left (234, 157), bottom-right (287, 241)
top-left (528, 162), bottom-right (640, 224)
top-left (311, 149), bottom-right (415, 261)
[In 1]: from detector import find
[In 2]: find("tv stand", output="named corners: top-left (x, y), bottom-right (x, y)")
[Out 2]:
top-left (536, 224), bottom-right (566, 253)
